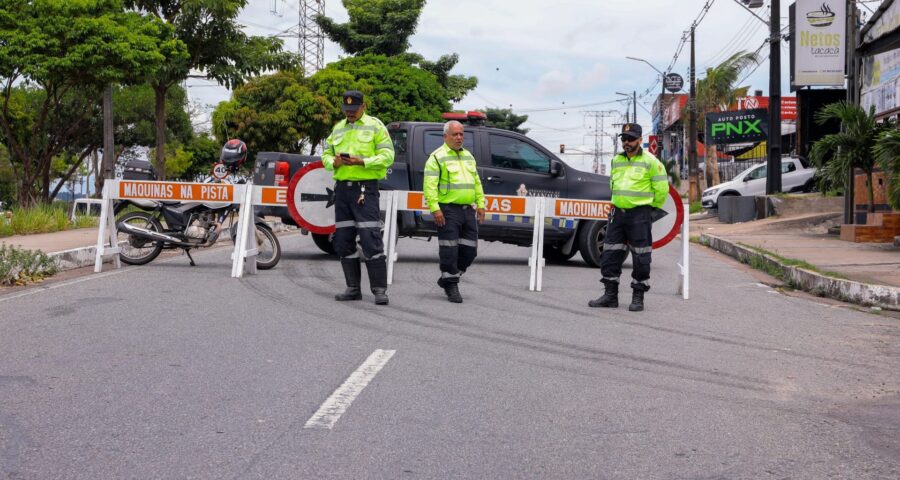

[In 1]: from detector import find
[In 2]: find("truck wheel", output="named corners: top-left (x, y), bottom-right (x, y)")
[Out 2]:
top-left (577, 220), bottom-right (607, 268)
top-left (311, 232), bottom-right (337, 255)
top-left (543, 244), bottom-right (577, 263)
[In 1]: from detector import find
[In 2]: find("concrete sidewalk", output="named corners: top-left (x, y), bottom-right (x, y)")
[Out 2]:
top-left (691, 212), bottom-right (899, 310)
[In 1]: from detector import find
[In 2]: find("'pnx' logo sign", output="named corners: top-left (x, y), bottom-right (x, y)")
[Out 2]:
top-left (710, 119), bottom-right (762, 137)
top-left (705, 108), bottom-right (768, 144)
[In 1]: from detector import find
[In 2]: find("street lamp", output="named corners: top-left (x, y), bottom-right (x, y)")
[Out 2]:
top-left (627, 56), bottom-right (668, 162)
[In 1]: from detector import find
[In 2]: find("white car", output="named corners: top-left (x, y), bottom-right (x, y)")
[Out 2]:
top-left (701, 157), bottom-right (816, 209)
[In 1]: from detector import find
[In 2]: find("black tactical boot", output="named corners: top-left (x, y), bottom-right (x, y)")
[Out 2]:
top-left (628, 289), bottom-right (645, 312)
top-left (335, 258), bottom-right (362, 301)
top-left (367, 258), bottom-right (389, 305)
top-left (588, 281), bottom-right (618, 308)
top-left (438, 277), bottom-right (463, 303)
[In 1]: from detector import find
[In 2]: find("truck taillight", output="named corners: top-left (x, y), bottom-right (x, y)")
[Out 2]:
top-left (274, 161), bottom-right (289, 186)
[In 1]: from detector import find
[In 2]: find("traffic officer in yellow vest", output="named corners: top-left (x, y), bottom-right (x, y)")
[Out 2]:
top-left (423, 120), bottom-right (486, 303)
top-left (322, 90), bottom-right (395, 305)
top-left (589, 123), bottom-right (669, 312)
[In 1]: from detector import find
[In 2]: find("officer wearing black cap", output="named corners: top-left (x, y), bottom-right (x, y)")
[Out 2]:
top-left (589, 123), bottom-right (669, 312)
top-left (321, 90), bottom-right (395, 305)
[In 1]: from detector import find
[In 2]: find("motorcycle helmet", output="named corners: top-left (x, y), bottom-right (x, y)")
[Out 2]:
top-left (220, 139), bottom-right (248, 172)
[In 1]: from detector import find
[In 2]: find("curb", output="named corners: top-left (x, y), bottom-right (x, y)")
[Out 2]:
top-left (47, 220), bottom-right (295, 272)
top-left (700, 233), bottom-right (900, 311)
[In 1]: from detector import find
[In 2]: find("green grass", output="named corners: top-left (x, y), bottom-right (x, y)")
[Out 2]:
top-left (0, 203), bottom-right (99, 238)
top-left (737, 243), bottom-right (848, 280)
top-left (689, 201), bottom-right (703, 214)
top-left (0, 243), bottom-right (58, 286)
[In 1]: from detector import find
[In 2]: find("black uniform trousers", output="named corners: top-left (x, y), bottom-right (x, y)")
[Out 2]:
top-left (333, 180), bottom-right (384, 260)
top-left (437, 203), bottom-right (478, 278)
top-left (599, 205), bottom-right (653, 292)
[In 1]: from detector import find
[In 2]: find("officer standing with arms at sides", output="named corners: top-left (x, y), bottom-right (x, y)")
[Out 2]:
top-left (321, 90), bottom-right (395, 305)
top-left (423, 120), bottom-right (486, 303)
top-left (589, 123), bottom-right (669, 312)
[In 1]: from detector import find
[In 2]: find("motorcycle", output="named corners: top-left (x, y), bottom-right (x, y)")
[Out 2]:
top-left (114, 139), bottom-right (281, 269)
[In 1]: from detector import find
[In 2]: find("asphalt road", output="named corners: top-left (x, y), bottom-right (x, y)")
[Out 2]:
top-left (1, 233), bottom-right (898, 479)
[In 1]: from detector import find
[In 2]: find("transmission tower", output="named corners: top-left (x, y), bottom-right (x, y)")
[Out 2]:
top-left (298, 0), bottom-right (325, 75)
top-left (583, 110), bottom-right (619, 175)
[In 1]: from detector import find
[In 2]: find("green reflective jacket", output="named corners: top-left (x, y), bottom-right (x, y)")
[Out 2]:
top-left (609, 149), bottom-right (669, 209)
top-left (321, 114), bottom-right (394, 181)
top-left (423, 143), bottom-right (486, 212)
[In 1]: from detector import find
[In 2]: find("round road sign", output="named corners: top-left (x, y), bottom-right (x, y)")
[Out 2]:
top-left (287, 161), bottom-right (336, 234)
top-left (651, 184), bottom-right (685, 249)
top-left (211, 162), bottom-right (229, 180)
top-left (664, 73), bottom-right (684, 93)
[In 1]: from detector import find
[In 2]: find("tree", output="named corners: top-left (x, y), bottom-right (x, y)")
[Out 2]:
top-left (315, 0), bottom-right (426, 57)
top-left (0, 0), bottom-right (182, 206)
top-left (809, 102), bottom-right (892, 214)
top-left (873, 127), bottom-right (900, 212)
top-left (318, 1), bottom-right (477, 102)
top-left (326, 55), bottom-right (449, 124)
top-left (481, 108), bottom-right (529, 134)
top-left (404, 53), bottom-right (478, 103)
top-left (125, 0), bottom-right (297, 179)
top-left (212, 70), bottom-right (336, 155)
top-left (694, 51), bottom-right (758, 186)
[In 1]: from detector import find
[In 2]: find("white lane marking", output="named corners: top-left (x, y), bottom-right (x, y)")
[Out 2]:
top-left (304, 349), bottom-right (396, 430)
top-left (0, 269), bottom-right (131, 304)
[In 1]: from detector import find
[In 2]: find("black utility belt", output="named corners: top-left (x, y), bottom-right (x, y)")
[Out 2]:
top-left (439, 203), bottom-right (474, 210)
top-left (614, 205), bottom-right (652, 213)
top-left (336, 180), bottom-right (379, 188)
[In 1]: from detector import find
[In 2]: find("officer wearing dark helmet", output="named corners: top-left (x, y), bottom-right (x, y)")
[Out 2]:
top-left (321, 91), bottom-right (395, 305)
top-left (589, 123), bottom-right (669, 312)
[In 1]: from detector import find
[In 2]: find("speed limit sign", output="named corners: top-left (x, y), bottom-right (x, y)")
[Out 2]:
top-left (211, 162), bottom-right (230, 180)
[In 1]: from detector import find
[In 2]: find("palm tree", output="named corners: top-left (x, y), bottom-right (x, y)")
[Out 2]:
top-left (873, 126), bottom-right (900, 211)
top-left (809, 102), bottom-right (892, 214)
top-left (694, 51), bottom-right (758, 187)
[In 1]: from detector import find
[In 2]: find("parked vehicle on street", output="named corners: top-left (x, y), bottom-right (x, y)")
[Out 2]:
top-left (116, 140), bottom-right (281, 269)
top-left (252, 112), bottom-right (614, 266)
top-left (701, 156), bottom-right (816, 209)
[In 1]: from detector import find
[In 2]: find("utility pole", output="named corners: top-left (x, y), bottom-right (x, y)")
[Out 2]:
top-left (632, 90), bottom-right (637, 125)
top-left (844, 0), bottom-right (859, 224)
top-left (766, 0), bottom-right (782, 194)
top-left (101, 85), bottom-right (115, 193)
top-left (688, 25), bottom-right (700, 202)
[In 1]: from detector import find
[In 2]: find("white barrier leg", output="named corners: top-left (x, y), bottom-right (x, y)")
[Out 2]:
top-left (536, 198), bottom-right (546, 292)
top-left (677, 202), bottom-right (690, 299)
top-left (244, 184), bottom-right (258, 276)
top-left (93, 183), bottom-right (120, 273)
top-left (231, 185), bottom-right (254, 278)
top-left (528, 198), bottom-right (541, 292)
top-left (383, 191), bottom-right (398, 285)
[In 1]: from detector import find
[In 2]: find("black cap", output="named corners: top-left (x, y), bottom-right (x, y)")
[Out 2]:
top-left (341, 90), bottom-right (364, 112)
top-left (619, 123), bottom-right (642, 139)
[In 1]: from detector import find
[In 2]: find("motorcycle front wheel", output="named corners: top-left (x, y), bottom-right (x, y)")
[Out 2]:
top-left (117, 211), bottom-right (164, 265)
top-left (253, 225), bottom-right (281, 270)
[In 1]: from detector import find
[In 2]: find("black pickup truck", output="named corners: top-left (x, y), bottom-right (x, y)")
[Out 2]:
top-left (252, 114), bottom-right (612, 266)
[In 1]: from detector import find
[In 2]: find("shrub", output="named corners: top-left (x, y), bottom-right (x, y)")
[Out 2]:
top-left (0, 244), bottom-right (58, 285)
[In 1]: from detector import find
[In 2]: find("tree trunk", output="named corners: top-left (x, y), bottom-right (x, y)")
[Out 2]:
top-left (153, 84), bottom-right (168, 180)
top-left (708, 144), bottom-right (721, 186)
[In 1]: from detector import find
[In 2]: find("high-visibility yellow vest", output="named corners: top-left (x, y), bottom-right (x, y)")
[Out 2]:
top-left (609, 149), bottom-right (669, 209)
top-left (423, 143), bottom-right (486, 212)
top-left (321, 114), bottom-right (394, 181)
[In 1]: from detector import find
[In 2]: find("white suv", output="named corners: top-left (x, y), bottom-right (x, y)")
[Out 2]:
top-left (701, 157), bottom-right (816, 209)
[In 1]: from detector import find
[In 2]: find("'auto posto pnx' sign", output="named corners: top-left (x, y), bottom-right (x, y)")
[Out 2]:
top-left (705, 108), bottom-right (768, 145)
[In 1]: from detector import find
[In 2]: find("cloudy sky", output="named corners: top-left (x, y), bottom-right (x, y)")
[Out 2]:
top-left (188, 0), bottom-right (881, 172)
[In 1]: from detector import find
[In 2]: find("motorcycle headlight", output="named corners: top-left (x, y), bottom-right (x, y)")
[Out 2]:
top-left (702, 188), bottom-right (719, 197)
